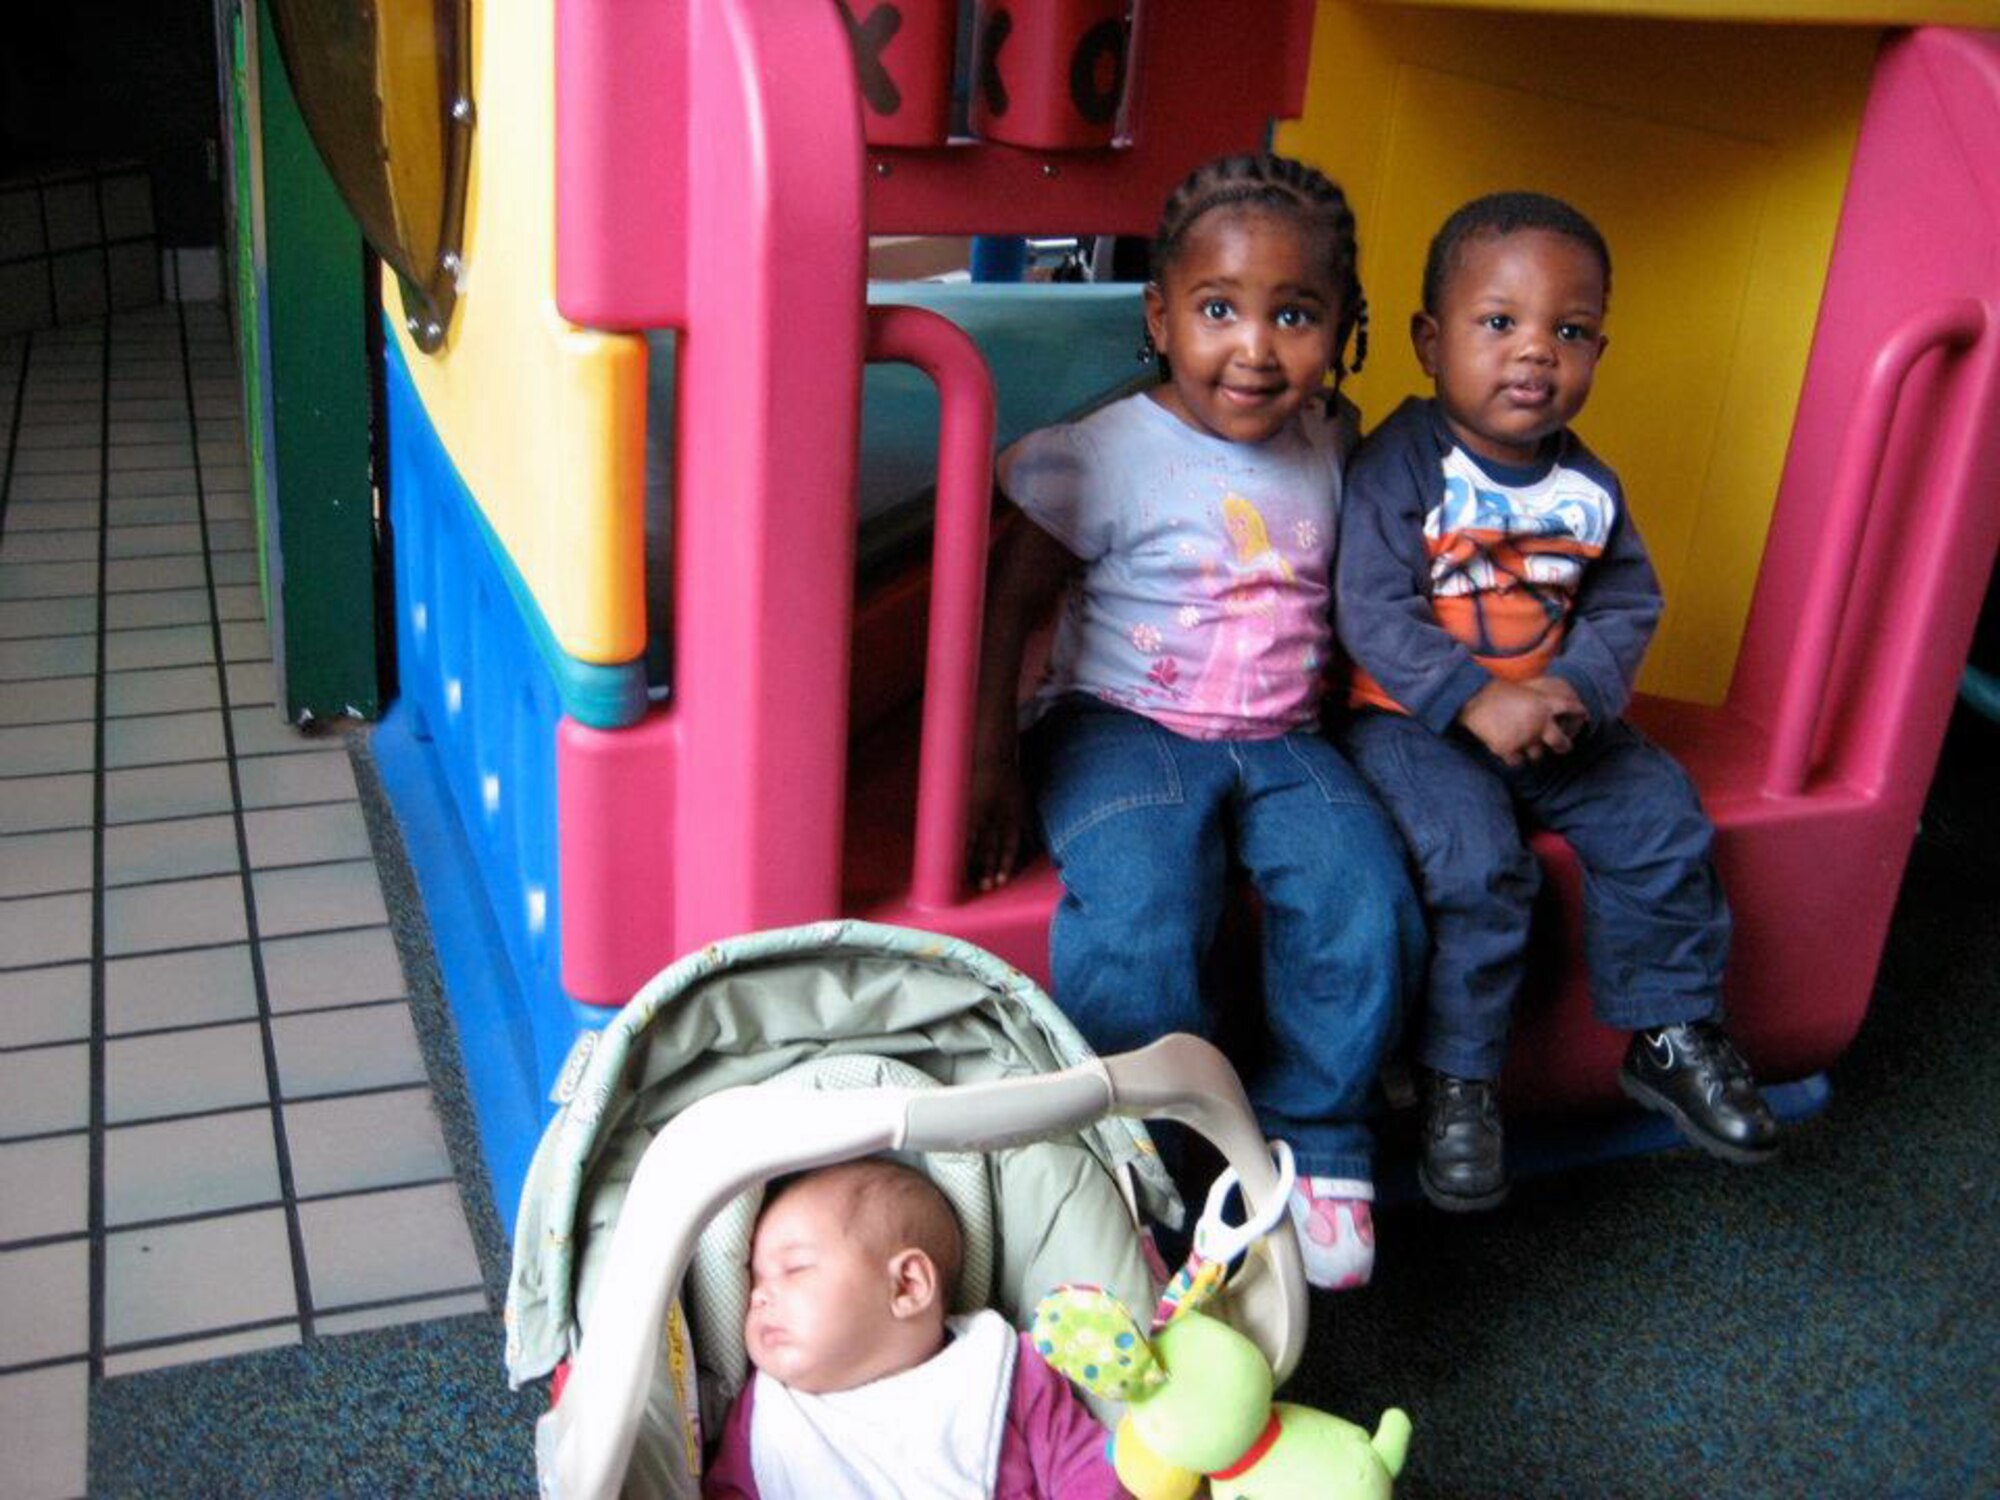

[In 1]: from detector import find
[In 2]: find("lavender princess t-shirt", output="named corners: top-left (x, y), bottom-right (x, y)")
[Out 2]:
top-left (999, 390), bottom-right (1348, 741)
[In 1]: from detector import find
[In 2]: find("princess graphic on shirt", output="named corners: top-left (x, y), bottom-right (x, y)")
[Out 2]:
top-left (1183, 493), bottom-right (1318, 721)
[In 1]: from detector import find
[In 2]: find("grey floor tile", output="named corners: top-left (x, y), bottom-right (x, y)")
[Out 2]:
top-left (104, 872), bottom-right (247, 955)
top-left (206, 513), bottom-right (255, 546)
top-left (0, 530), bottom-right (97, 565)
top-left (106, 523), bottom-right (203, 560)
top-left (0, 1241), bottom-right (87, 1367)
top-left (102, 1323), bottom-right (299, 1378)
top-left (0, 829), bottom-right (92, 898)
top-left (0, 1134), bottom-right (88, 1241)
top-left (102, 812), bottom-right (239, 889)
top-left (0, 501), bottom-right (98, 535)
top-left (0, 1043), bottom-right (88, 1137)
top-left (0, 892), bottom-right (91, 969)
top-left (262, 928), bottom-right (406, 1014)
top-left (105, 1021), bottom-right (268, 1123)
top-left (104, 554), bottom-right (205, 592)
top-left (12, 445), bottom-right (100, 475)
top-left (219, 619), bottom-right (269, 663)
top-left (104, 623), bottom-right (213, 672)
top-left (253, 859), bottom-right (388, 937)
top-left (0, 773), bottom-right (91, 834)
top-left (284, 1088), bottom-right (454, 1198)
top-left (224, 658), bottom-right (276, 708)
top-left (244, 802), bottom-right (371, 869)
top-left (104, 760), bottom-right (232, 824)
top-left (0, 634), bottom-right (94, 681)
top-left (105, 492), bottom-right (200, 526)
top-left (314, 1290), bottom-right (489, 1338)
top-left (0, 678), bottom-right (93, 727)
top-left (105, 1107), bottom-right (281, 1226)
top-left (0, 1363), bottom-right (88, 1498)
top-left (103, 709), bottom-right (226, 769)
top-left (210, 550), bottom-right (260, 587)
top-left (103, 1207), bottom-right (297, 1346)
top-left (107, 442), bottom-right (192, 472)
top-left (0, 721), bottom-right (94, 778)
top-left (105, 944), bottom-right (258, 1034)
top-left (298, 1183), bottom-right (482, 1312)
top-left (206, 491), bottom-right (255, 525)
top-left (0, 595), bottom-right (93, 639)
top-left (212, 583), bottom-right (262, 622)
top-left (107, 469), bottom-right (197, 501)
top-left (228, 709), bottom-right (336, 758)
top-left (0, 560), bottom-right (95, 600)
top-left (272, 1003), bottom-right (427, 1098)
top-left (0, 965), bottom-right (90, 1047)
top-left (108, 418), bottom-right (188, 444)
top-left (104, 587), bottom-right (209, 630)
top-left (105, 663), bottom-right (220, 717)
top-left (236, 750), bottom-right (356, 810)
top-left (5, 471), bottom-right (99, 503)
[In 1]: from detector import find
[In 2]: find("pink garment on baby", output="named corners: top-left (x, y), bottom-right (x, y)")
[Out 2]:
top-left (700, 1331), bottom-right (1125, 1499)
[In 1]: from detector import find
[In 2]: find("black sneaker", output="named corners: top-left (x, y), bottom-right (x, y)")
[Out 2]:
top-left (1620, 1021), bottom-right (1779, 1164)
top-left (1419, 1071), bottom-right (1509, 1212)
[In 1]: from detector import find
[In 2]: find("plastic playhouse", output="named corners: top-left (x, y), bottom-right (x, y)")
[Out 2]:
top-left (266, 0), bottom-right (2000, 1218)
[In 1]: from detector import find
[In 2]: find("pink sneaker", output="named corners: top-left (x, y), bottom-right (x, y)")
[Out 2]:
top-left (1287, 1176), bottom-right (1376, 1290)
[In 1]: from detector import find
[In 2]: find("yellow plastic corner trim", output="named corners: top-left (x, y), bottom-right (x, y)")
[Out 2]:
top-left (388, 0), bottom-right (647, 666)
top-left (1280, 3), bottom-right (1881, 704)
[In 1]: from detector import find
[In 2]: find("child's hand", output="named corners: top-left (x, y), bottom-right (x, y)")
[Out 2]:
top-left (1458, 679), bottom-right (1572, 766)
top-left (1522, 676), bottom-right (1589, 746)
top-left (968, 757), bottom-right (1037, 892)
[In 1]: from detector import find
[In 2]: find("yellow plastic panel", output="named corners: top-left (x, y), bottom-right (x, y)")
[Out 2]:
top-left (1279, 4), bottom-right (1879, 703)
top-left (389, 0), bottom-right (647, 666)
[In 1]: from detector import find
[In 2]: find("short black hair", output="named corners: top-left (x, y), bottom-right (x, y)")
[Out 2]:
top-left (1422, 192), bottom-right (1611, 315)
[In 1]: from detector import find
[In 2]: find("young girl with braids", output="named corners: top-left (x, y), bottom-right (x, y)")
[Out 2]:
top-left (967, 152), bottom-right (1424, 1289)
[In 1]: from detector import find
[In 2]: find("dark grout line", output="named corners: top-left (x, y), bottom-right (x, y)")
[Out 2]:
top-left (85, 1176), bottom-right (464, 1248)
top-left (173, 299), bottom-right (322, 1344)
top-left (74, 1076), bottom-right (439, 1138)
top-left (86, 323), bottom-right (111, 1383)
top-left (3, 794), bottom-right (374, 839)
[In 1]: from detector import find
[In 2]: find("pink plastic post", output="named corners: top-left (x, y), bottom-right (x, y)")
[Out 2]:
top-left (864, 305), bottom-right (999, 910)
top-left (1761, 300), bottom-right (1989, 798)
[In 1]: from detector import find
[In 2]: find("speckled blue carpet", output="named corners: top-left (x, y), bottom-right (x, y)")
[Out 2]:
top-left (89, 711), bottom-right (2000, 1498)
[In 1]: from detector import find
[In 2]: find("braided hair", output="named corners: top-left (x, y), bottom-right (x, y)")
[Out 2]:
top-left (1149, 152), bottom-right (1368, 379)
top-left (1422, 191), bottom-right (1611, 315)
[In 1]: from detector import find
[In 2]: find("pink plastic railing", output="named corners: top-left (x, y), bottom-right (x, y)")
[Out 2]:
top-left (864, 305), bottom-right (999, 910)
top-left (1762, 298), bottom-right (1992, 798)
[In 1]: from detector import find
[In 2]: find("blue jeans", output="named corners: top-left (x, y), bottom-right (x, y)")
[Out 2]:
top-left (1027, 699), bottom-right (1425, 1181)
top-left (1342, 710), bottom-right (1729, 1080)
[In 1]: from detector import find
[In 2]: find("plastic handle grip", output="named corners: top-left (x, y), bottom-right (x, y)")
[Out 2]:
top-left (1764, 299), bottom-right (1989, 798)
top-left (863, 304), bottom-right (999, 909)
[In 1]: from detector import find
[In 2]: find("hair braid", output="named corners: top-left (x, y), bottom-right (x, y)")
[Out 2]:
top-left (1150, 152), bottom-right (1368, 378)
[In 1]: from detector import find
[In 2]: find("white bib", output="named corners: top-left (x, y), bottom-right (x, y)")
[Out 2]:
top-left (748, 1311), bottom-right (1017, 1499)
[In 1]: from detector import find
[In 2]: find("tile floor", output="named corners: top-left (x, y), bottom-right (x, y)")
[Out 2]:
top-left (1, 307), bottom-right (488, 1500)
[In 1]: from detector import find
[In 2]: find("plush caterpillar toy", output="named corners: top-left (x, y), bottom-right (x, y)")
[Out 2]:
top-left (1031, 1284), bottom-right (1410, 1500)
top-left (1031, 1152), bottom-right (1410, 1500)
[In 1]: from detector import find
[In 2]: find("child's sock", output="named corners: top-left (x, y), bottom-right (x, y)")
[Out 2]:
top-left (1287, 1176), bottom-right (1376, 1290)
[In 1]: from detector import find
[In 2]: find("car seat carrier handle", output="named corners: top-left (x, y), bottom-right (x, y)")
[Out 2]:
top-left (864, 303), bottom-right (999, 910)
top-left (540, 1035), bottom-right (1305, 1499)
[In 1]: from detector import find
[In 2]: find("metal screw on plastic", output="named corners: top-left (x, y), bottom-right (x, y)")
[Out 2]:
top-left (1042, 162), bottom-right (1060, 178)
top-left (452, 97), bottom-right (475, 124)
top-left (874, 159), bottom-right (892, 177)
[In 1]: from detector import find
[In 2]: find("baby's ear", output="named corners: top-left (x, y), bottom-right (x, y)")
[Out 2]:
top-left (887, 1248), bottom-right (941, 1319)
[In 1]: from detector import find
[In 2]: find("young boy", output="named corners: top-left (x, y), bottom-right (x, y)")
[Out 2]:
top-left (701, 1159), bottom-right (1121, 1498)
top-left (1335, 191), bottom-right (1779, 1212)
